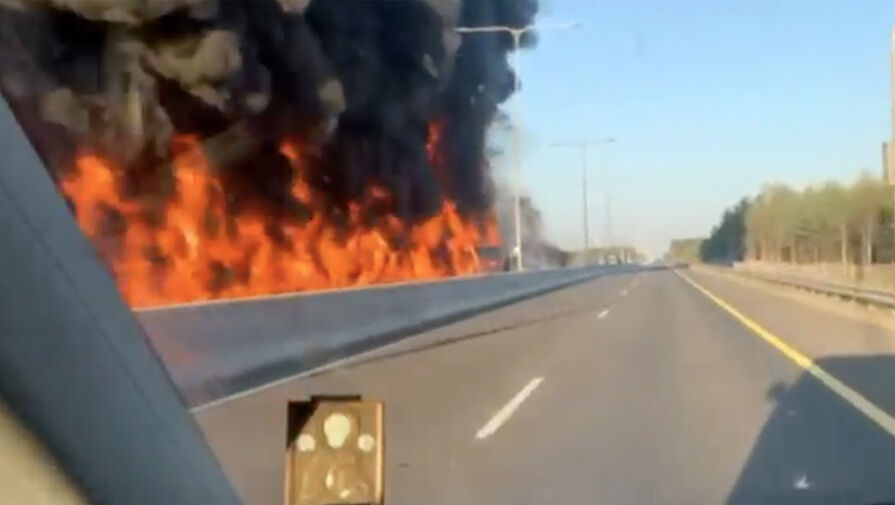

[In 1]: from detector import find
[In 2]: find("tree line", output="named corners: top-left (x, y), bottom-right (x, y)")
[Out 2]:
top-left (666, 238), bottom-right (703, 263)
top-left (668, 172), bottom-right (895, 265)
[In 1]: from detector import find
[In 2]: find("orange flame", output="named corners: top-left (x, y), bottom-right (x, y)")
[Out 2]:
top-left (59, 135), bottom-right (500, 307)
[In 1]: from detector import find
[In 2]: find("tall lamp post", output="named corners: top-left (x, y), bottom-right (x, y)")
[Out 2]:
top-left (456, 21), bottom-right (580, 271)
top-left (886, 27), bottom-right (895, 264)
top-left (552, 138), bottom-right (615, 252)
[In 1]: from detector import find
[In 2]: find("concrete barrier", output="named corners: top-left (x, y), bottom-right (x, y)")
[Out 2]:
top-left (138, 265), bottom-right (636, 407)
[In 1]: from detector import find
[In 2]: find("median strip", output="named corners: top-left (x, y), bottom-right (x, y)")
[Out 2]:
top-left (141, 265), bottom-right (634, 408)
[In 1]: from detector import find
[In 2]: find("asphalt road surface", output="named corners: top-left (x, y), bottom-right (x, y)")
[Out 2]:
top-left (195, 267), bottom-right (895, 505)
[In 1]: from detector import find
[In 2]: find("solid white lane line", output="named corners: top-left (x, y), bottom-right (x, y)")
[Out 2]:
top-left (475, 377), bottom-right (544, 440)
top-left (597, 309), bottom-right (610, 319)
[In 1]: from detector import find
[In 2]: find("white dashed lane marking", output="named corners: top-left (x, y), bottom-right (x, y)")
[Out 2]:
top-left (475, 377), bottom-right (544, 440)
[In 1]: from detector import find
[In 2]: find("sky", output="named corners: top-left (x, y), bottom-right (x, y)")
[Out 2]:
top-left (489, 0), bottom-right (895, 258)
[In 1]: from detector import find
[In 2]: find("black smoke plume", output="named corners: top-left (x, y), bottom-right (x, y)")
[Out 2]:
top-left (0, 0), bottom-right (538, 228)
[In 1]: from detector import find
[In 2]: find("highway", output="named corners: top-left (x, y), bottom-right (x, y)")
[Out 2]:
top-left (194, 267), bottom-right (895, 505)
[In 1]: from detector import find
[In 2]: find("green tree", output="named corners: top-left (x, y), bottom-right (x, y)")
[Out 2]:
top-left (666, 238), bottom-right (704, 263)
top-left (791, 184), bottom-right (845, 263)
top-left (745, 184), bottom-right (797, 261)
top-left (812, 181), bottom-right (850, 263)
top-left (701, 198), bottom-right (750, 263)
top-left (741, 174), bottom-right (891, 265)
top-left (845, 173), bottom-right (889, 264)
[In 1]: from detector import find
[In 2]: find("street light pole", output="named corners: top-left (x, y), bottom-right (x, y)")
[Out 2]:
top-left (511, 30), bottom-right (524, 271)
top-left (456, 21), bottom-right (580, 271)
top-left (581, 146), bottom-right (589, 250)
top-left (606, 188), bottom-right (613, 245)
top-left (888, 27), bottom-right (895, 263)
top-left (552, 138), bottom-right (615, 253)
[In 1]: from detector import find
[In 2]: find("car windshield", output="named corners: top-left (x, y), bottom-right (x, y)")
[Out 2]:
top-left (3, 1), bottom-right (895, 505)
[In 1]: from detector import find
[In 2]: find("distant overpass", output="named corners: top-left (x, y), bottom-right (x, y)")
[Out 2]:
top-left (567, 245), bottom-right (645, 266)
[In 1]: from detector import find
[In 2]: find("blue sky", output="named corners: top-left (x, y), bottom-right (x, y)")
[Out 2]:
top-left (489, 0), bottom-right (895, 257)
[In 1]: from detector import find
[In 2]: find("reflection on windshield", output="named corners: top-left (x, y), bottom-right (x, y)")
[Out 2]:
top-left (5, 1), bottom-right (895, 505)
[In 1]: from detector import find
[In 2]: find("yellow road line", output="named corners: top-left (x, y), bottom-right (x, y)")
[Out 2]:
top-left (676, 270), bottom-right (895, 439)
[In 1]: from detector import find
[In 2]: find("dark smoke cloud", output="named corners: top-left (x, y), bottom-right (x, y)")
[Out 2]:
top-left (440, 0), bottom-right (537, 215)
top-left (0, 0), bottom-right (539, 227)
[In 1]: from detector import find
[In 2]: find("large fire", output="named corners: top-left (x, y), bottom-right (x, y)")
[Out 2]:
top-left (59, 135), bottom-right (499, 308)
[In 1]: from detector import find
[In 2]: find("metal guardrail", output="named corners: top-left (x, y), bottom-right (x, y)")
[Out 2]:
top-left (715, 266), bottom-right (895, 309)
